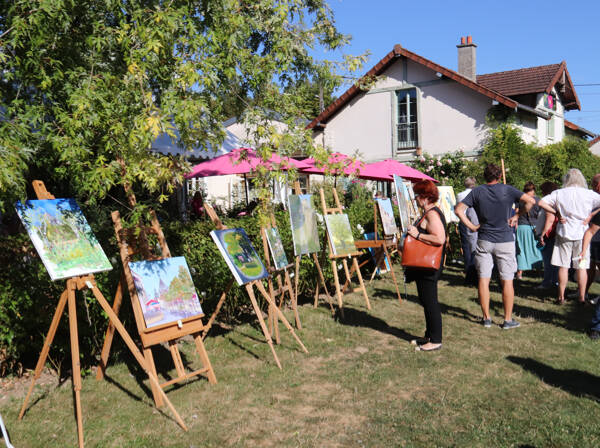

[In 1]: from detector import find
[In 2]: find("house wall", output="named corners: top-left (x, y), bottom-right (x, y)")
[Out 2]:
top-left (314, 57), bottom-right (494, 162)
top-left (590, 140), bottom-right (600, 156)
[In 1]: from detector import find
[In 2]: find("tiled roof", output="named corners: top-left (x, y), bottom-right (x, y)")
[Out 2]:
top-left (307, 45), bottom-right (517, 129)
top-left (564, 119), bottom-right (595, 138)
top-left (589, 135), bottom-right (600, 146)
top-left (477, 62), bottom-right (580, 110)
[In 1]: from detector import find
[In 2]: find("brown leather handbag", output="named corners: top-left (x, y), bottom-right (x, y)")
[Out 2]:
top-left (401, 211), bottom-right (444, 270)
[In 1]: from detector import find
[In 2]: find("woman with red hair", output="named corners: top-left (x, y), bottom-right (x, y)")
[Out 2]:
top-left (405, 180), bottom-right (447, 352)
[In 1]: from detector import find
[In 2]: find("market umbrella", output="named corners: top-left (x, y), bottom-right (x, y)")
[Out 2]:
top-left (185, 147), bottom-right (311, 203)
top-left (359, 159), bottom-right (437, 183)
top-left (299, 152), bottom-right (365, 186)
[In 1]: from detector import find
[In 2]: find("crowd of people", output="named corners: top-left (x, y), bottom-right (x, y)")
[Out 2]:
top-left (406, 164), bottom-right (600, 353)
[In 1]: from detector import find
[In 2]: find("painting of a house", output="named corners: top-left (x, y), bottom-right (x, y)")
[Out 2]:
top-left (15, 198), bottom-right (112, 281)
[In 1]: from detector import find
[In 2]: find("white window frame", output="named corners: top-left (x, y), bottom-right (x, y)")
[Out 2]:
top-left (392, 86), bottom-right (421, 155)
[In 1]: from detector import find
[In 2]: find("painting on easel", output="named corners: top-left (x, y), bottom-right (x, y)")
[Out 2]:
top-left (129, 257), bottom-right (203, 328)
top-left (265, 227), bottom-right (289, 270)
top-left (211, 228), bottom-right (269, 285)
top-left (288, 194), bottom-right (320, 256)
top-left (324, 214), bottom-right (355, 256)
top-left (15, 198), bottom-right (112, 280)
top-left (376, 198), bottom-right (398, 236)
top-left (392, 175), bottom-right (410, 233)
top-left (437, 186), bottom-right (459, 223)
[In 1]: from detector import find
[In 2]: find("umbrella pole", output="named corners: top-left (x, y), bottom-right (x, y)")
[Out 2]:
top-left (244, 173), bottom-right (250, 205)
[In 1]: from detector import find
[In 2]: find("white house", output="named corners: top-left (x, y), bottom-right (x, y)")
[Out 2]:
top-left (308, 36), bottom-right (595, 162)
top-left (590, 136), bottom-right (600, 156)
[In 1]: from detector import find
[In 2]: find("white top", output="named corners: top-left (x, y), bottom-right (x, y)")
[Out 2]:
top-left (542, 187), bottom-right (600, 240)
top-left (456, 188), bottom-right (472, 203)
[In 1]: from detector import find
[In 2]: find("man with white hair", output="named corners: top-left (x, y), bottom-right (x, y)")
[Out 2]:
top-left (539, 168), bottom-right (600, 304)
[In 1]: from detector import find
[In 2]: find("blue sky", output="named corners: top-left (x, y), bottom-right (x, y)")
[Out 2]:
top-left (322, 0), bottom-right (600, 134)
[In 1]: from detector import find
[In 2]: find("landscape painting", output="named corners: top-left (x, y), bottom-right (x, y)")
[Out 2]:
top-left (129, 257), bottom-right (203, 329)
top-left (437, 186), bottom-right (459, 223)
top-left (404, 182), bottom-right (419, 219)
top-left (15, 198), bottom-right (112, 281)
top-left (376, 198), bottom-right (398, 236)
top-left (393, 175), bottom-right (410, 233)
top-left (266, 226), bottom-right (289, 270)
top-left (211, 228), bottom-right (268, 285)
top-left (325, 214), bottom-right (356, 256)
top-left (288, 194), bottom-right (321, 256)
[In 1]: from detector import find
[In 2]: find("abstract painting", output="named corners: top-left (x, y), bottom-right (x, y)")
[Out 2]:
top-left (437, 186), bottom-right (459, 223)
top-left (15, 198), bottom-right (112, 281)
top-left (265, 226), bottom-right (289, 270)
top-left (376, 198), bottom-right (398, 236)
top-left (129, 257), bottom-right (203, 328)
top-left (210, 228), bottom-right (268, 285)
top-left (288, 194), bottom-right (321, 256)
top-left (393, 175), bottom-right (410, 233)
top-left (324, 214), bottom-right (356, 256)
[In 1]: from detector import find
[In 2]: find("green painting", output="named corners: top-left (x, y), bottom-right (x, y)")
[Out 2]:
top-left (324, 214), bottom-right (356, 256)
top-left (288, 194), bottom-right (321, 256)
top-left (265, 227), bottom-right (289, 270)
top-left (210, 228), bottom-right (268, 285)
top-left (15, 198), bottom-right (112, 281)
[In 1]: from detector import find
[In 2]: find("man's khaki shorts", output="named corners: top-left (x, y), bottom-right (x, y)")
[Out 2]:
top-left (551, 235), bottom-right (590, 269)
top-left (475, 240), bottom-right (517, 280)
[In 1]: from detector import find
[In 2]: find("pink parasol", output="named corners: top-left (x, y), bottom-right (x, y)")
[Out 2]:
top-left (299, 152), bottom-right (365, 177)
top-left (359, 159), bottom-right (437, 183)
top-left (185, 147), bottom-right (310, 178)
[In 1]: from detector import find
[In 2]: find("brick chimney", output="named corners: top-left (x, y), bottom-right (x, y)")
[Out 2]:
top-left (457, 35), bottom-right (477, 81)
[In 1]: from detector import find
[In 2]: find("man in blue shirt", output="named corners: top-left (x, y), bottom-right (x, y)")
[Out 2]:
top-left (456, 164), bottom-right (556, 329)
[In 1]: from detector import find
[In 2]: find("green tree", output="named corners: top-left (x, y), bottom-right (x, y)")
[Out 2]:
top-left (0, 0), bottom-right (364, 213)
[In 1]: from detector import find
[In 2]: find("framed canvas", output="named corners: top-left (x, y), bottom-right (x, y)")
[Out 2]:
top-left (288, 194), bottom-right (321, 256)
top-left (265, 227), bottom-right (289, 270)
top-left (437, 186), bottom-right (459, 223)
top-left (363, 233), bottom-right (390, 274)
top-left (393, 175), bottom-right (410, 233)
top-left (15, 198), bottom-right (112, 281)
top-left (324, 214), bottom-right (356, 256)
top-left (404, 181), bottom-right (419, 219)
top-left (210, 228), bottom-right (269, 285)
top-left (129, 257), bottom-right (203, 329)
top-left (376, 198), bottom-right (398, 236)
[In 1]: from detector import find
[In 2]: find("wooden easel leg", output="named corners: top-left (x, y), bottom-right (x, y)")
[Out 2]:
top-left (245, 283), bottom-right (282, 369)
top-left (267, 277), bottom-right (280, 345)
top-left (313, 281), bottom-right (320, 308)
top-left (192, 333), bottom-right (217, 384)
top-left (342, 259), bottom-right (352, 293)
top-left (353, 257), bottom-right (371, 310)
top-left (143, 347), bottom-right (163, 408)
top-left (294, 255), bottom-right (301, 304)
top-left (89, 284), bottom-right (188, 431)
top-left (202, 279), bottom-right (234, 340)
top-left (331, 260), bottom-right (344, 312)
top-left (96, 274), bottom-right (126, 380)
top-left (369, 250), bottom-right (385, 284)
top-left (255, 281), bottom-right (308, 354)
top-left (169, 342), bottom-right (186, 378)
top-left (285, 270), bottom-right (301, 330)
top-left (383, 244), bottom-right (402, 303)
top-left (19, 289), bottom-right (69, 420)
top-left (66, 282), bottom-right (85, 448)
top-left (313, 253), bottom-right (334, 313)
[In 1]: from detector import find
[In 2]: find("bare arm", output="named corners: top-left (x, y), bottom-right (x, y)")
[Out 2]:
top-left (455, 202), bottom-right (479, 232)
top-left (580, 223), bottom-right (600, 260)
top-left (406, 210), bottom-right (445, 246)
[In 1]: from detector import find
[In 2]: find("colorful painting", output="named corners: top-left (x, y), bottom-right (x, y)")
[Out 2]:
top-left (324, 214), bottom-right (356, 256)
top-left (393, 175), bottom-right (410, 233)
top-left (15, 198), bottom-right (112, 281)
top-left (363, 233), bottom-right (390, 274)
top-left (404, 182), bottom-right (419, 219)
top-left (266, 227), bottom-right (289, 270)
top-left (129, 257), bottom-right (203, 328)
top-left (376, 198), bottom-right (398, 236)
top-left (288, 194), bottom-right (321, 256)
top-left (210, 228), bottom-right (268, 285)
top-left (437, 186), bottom-right (459, 223)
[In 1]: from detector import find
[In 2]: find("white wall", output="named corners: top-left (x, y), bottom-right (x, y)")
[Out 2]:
top-left (591, 139), bottom-right (600, 156)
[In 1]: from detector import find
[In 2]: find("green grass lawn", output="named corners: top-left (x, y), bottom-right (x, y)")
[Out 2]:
top-left (2, 265), bottom-right (600, 447)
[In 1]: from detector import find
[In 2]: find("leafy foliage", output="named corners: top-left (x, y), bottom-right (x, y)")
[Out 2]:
top-left (410, 150), bottom-right (476, 192)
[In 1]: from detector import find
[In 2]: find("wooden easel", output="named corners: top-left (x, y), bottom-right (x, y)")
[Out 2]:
top-left (202, 203), bottom-right (308, 369)
top-left (18, 181), bottom-right (187, 448)
top-left (261, 215), bottom-right (301, 346)
top-left (354, 201), bottom-right (402, 302)
top-left (290, 181), bottom-right (334, 312)
top-left (95, 209), bottom-right (217, 408)
top-left (319, 187), bottom-right (371, 312)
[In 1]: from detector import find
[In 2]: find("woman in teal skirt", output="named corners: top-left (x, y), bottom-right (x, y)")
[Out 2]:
top-left (515, 181), bottom-right (543, 278)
